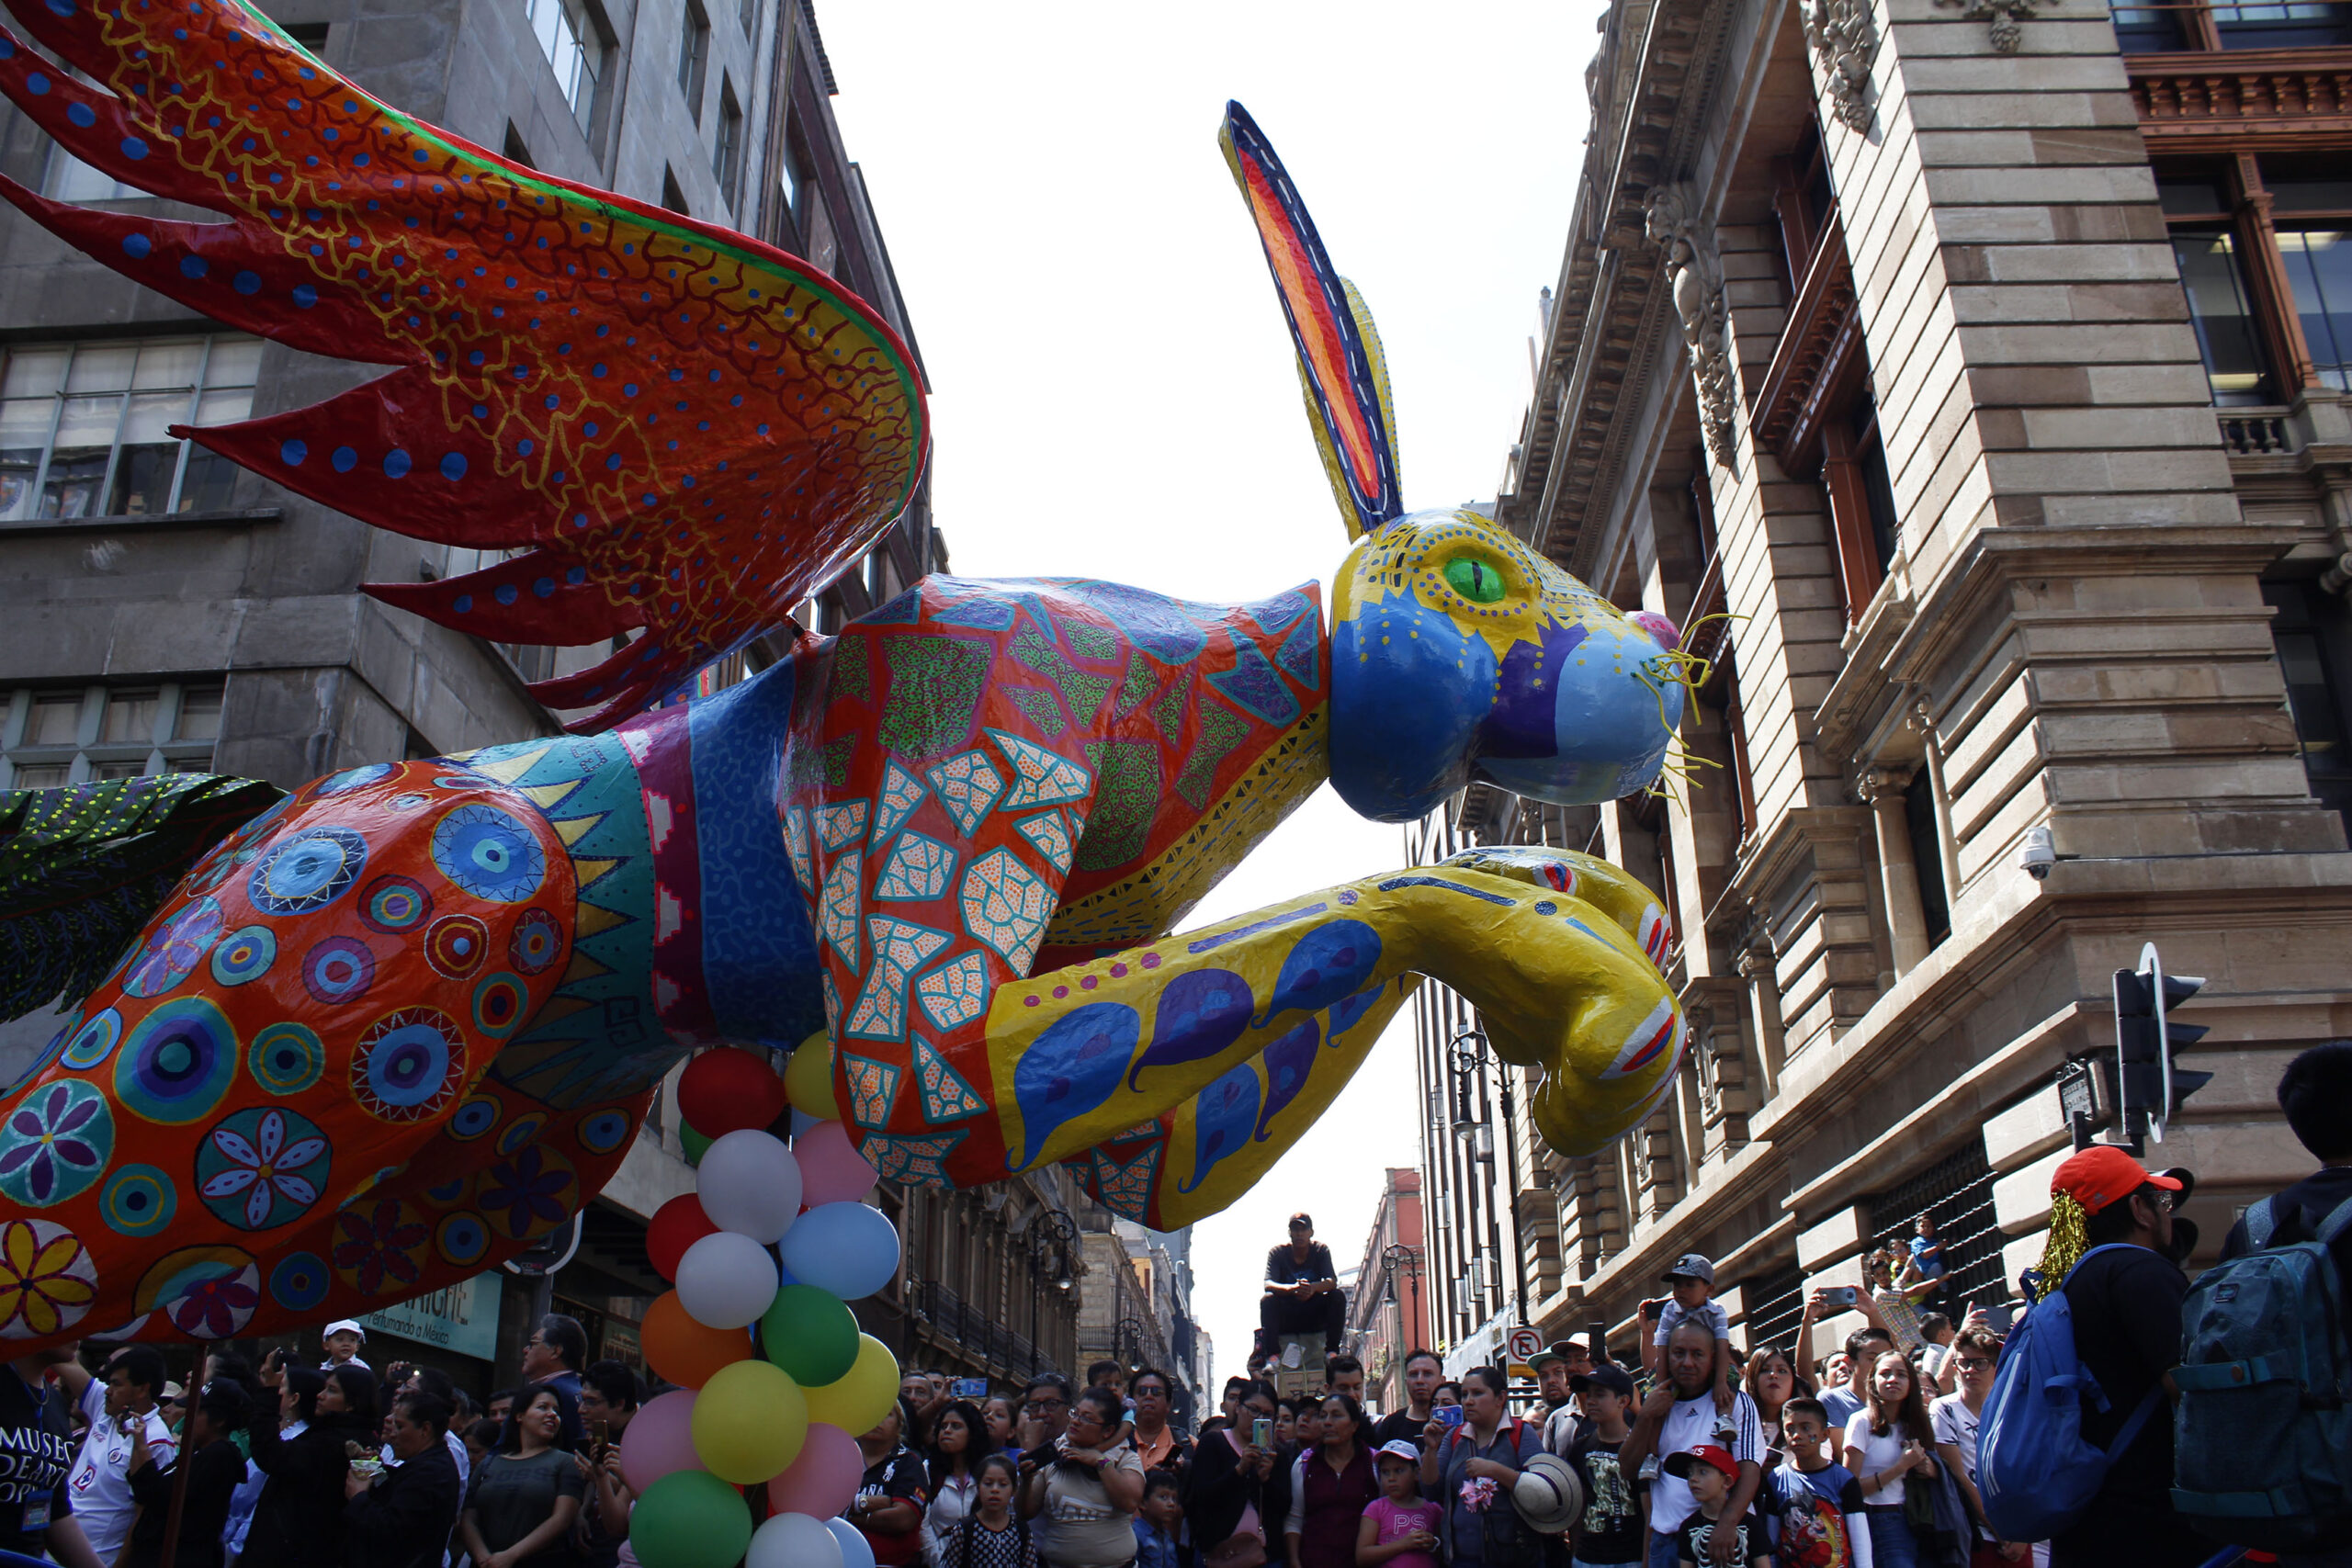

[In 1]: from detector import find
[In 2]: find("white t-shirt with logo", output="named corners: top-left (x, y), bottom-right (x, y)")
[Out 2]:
top-left (66, 1395), bottom-right (177, 1561)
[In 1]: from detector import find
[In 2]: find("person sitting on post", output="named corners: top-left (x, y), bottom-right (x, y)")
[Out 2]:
top-left (1261, 1213), bottom-right (1345, 1363)
top-left (1640, 1255), bottom-right (1737, 1417)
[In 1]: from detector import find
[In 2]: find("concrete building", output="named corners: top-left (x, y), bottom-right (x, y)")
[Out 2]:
top-left (1411, 0), bottom-right (2351, 1370)
top-left (892, 1170), bottom-right (1088, 1396)
top-left (1342, 1167), bottom-right (1429, 1415)
top-left (0, 0), bottom-right (939, 1391)
top-left (1071, 1216), bottom-right (1205, 1421)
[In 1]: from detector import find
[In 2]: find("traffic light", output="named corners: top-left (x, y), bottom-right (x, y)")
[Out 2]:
top-left (2113, 941), bottom-right (2211, 1145)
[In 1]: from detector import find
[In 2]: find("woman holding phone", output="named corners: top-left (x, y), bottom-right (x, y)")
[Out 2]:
top-left (1184, 1381), bottom-right (1283, 1568)
top-left (1419, 1368), bottom-right (1543, 1568)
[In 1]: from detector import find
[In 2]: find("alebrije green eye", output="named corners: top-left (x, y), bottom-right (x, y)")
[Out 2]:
top-left (1443, 556), bottom-right (1508, 604)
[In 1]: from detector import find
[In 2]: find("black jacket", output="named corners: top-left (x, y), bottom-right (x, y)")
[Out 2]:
top-left (343, 1440), bottom-right (464, 1568)
top-left (1181, 1427), bottom-right (1290, 1553)
top-left (240, 1416), bottom-right (369, 1568)
top-left (125, 1437), bottom-right (246, 1568)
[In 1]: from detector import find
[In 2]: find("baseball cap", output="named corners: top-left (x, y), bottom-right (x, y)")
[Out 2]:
top-left (2051, 1145), bottom-right (2184, 1215)
top-left (1662, 1253), bottom-right (1715, 1286)
top-left (1662, 1444), bottom-right (1738, 1482)
top-left (1570, 1364), bottom-right (1635, 1399)
top-left (1376, 1438), bottom-right (1422, 1463)
top-left (1529, 1343), bottom-right (1575, 1372)
top-left (322, 1318), bottom-right (367, 1342)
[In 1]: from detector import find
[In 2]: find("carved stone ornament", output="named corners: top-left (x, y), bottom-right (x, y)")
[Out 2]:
top-left (1643, 184), bottom-right (1738, 468)
top-left (1933, 0), bottom-right (2056, 51)
top-left (1802, 0), bottom-right (1880, 130)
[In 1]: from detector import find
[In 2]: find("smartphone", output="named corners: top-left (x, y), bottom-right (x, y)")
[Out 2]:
top-left (953, 1378), bottom-right (989, 1399)
top-left (1250, 1416), bottom-right (1272, 1449)
top-left (1820, 1285), bottom-right (1860, 1309)
top-left (1437, 1405), bottom-right (1465, 1428)
top-left (1980, 1303), bottom-right (2016, 1335)
top-left (1641, 1298), bottom-right (1664, 1322)
top-left (1588, 1321), bottom-right (1609, 1367)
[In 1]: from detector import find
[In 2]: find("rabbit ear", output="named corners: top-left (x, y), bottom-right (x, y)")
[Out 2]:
top-left (1221, 101), bottom-right (1403, 540)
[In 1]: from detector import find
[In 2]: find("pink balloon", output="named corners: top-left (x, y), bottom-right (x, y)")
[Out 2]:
top-left (764, 1422), bottom-right (862, 1519)
top-left (618, 1389), bottom-right (706, 1493)
top-left (794, 1121), bottom-right (880, 1207)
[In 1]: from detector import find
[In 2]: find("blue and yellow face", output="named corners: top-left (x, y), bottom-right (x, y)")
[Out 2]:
top-left (1328, 508), bottom-right (1683, 822)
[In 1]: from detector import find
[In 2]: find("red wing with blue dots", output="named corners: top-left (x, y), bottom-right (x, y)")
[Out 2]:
top-left (0, 0), bottom-right (926, 730)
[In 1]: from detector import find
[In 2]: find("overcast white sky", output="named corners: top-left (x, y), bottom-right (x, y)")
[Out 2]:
top-left (818, 0), bottom-right (1606, 1393)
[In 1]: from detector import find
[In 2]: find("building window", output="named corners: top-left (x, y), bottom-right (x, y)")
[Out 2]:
top-left (2117, 0), bottom-right (2352, 47)
top-left (0, 335), bottom-right (260, 523)
top-left (525, 0), bottom-right (602, 125)
top-left (715, 80), bottom-right (744, 212)
top-left (2161, 159), bottom-right (2352, 404)
top-left (661, 166), bottom-right (689, 217)
top-left (1904, 773), bottom-right (1951, 946)
top-left (503, 124), bottom-right (537, 169)
top-left (2270, 166), bottom-right (2352, 391)
top-left (677, 0), bottom-right (710, 124)
top-left (2267, 580), bottom-right (2352, 835)
top-left (1, 682), bottom-right (224, 788)
top-left (1821, 388), bottom-right (1900, 618)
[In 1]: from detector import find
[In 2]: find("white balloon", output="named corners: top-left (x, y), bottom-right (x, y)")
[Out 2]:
top-left (673, 1230), bottom-right (779, 1329)
top-left (747, 1512), bottom-right (842, 1568)
top-left (824, 1517), bottom-right (876, 1568)
top-left (695, 1130), bottom-right (805, 1245)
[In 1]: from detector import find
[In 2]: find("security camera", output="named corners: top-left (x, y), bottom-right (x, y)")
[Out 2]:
top-left (2020, 825), bottom-right (2056, 881)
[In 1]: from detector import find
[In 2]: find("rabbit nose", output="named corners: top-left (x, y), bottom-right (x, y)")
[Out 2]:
top-left (1627, 611), bottom-right (1680, 652)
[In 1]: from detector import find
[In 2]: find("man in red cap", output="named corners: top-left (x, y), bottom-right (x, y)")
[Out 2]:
top-left (2044, 1144), bottom-right (2203, 1568)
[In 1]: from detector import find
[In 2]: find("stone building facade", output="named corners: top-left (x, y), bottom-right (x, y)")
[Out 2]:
top-left (1413, 0), bottom-right (2352, 1367)
top-left (0, 0), bottom-right (945, 1389)
top-left (1343, 1167), bottom-right (1430, 1414)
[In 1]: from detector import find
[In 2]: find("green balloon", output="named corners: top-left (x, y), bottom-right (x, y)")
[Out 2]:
top-left (628, 1471), bottom-right (750, 1568)
top-left (762, 1282), bottom-right (860, 1386)
top-left (680, 1122), bottom-right (711, 1167)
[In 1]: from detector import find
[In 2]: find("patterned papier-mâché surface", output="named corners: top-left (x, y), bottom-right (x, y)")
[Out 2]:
top-left (0, 0), bottom-right (1698, 1356)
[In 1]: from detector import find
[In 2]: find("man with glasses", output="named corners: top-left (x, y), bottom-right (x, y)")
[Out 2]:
top-left (2045, 1145), bottom-right (2203, 1568)
top-left (1015, 1375), bottom-right (1075, 1561)
top-left (1128, 1369), bottom-right (1183, 1472)
top-left (1930, 1327), bottom-right (2025, 1565)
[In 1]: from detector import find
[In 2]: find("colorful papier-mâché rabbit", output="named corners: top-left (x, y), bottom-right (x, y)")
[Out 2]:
top-left (0, 0), bottom-right (1690, 1352)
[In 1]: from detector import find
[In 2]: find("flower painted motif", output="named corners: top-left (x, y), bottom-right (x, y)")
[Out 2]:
top-left (0, 1080), bottom-right (112, 1207)
top-left (478, 1145), bottom-right (573, 1240)
top-left (0, 1221), bottom-right (97, 1339)
top-left (197, 1108), bottom-right (331, 1230)
top-left (165, 1262), bottom-right (261, 1339)
top-left (330, 1200), bottom-right (429, 1297)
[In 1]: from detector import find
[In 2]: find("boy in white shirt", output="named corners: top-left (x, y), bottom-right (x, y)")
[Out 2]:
top-left (1643, 1254), bottom-right (1737, 1416)
top-left (65, 1346), bottom-right (176, 1564)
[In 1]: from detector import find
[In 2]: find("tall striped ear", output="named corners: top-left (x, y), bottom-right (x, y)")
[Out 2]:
top-left (1220, 101), bottom-right (1402, 541)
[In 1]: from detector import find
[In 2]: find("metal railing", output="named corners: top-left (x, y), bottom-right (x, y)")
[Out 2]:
top-left (909, 1278), bottom-right (1055, 1381)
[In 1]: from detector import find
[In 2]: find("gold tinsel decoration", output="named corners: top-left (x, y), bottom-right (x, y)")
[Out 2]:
top-left (2035, 1190), bottom-right (2090, 1293)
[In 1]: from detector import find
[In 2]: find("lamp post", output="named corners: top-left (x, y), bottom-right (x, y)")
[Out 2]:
top-left (1380, 1241), bottom-right (1425, 1372)
top-left (1449, 1029), bottom-right (1530, 1322)
top-left (1028, 1211), bottom-right (1078, 1373)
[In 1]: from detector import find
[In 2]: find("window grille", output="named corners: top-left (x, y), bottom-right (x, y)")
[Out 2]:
top-left (1865, 1134), bottom-right (2007, 1306)
top-left (1, 682), bottom-right (224, 788)
top-left (1742, 1259), bottom-right (1806, 1357)
top-left (0, 336), bottom-right (260, 522)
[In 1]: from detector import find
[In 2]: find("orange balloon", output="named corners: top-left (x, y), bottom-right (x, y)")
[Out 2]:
top-left (641, 1291), bottom-right (752, 1389)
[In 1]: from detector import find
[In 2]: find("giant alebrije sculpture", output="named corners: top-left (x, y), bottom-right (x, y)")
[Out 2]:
top-left (0, 0), bottom-right (1694, 1351)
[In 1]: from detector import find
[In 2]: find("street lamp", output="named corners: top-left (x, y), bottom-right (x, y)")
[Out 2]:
top-left (1448, 1028), bottom-right (1531, 1321)
top-left (1023, 1211), bottom-right (1078, 1374)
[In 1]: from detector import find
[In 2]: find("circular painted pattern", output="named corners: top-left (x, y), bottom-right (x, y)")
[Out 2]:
top-left (315, 762), bottom-right (396, 796)
top-left (351, 1009), bottom-right (465, 1122)
top-left (196, 1106), bottom-right (331, 1231)
top-left (248, 827), bottom-right (368, 916)
top-left (435, 1212), bottom-right (490, 1268)
top-left (209, 925), bottom-right (277, 987)
top-left (447, 1095), bottom-right (501, 1141)
top-left (0, 1079), bottom-right (113, 1207)
top-left (576, 1108), bottom-right (630, 1156)
top-left (142, 1249), bottom-right (262, 1339)
top-left (495, 1112), bottom-right (547, 1156)
top-left (115, 997), bottom-right (239, 1125)
top-left (359, 874), bottom-right (432, 935)
top-left (387, 792), bottom-right (432, 812)
top-left (430, 804), bottom-right (545, 902)
top-left (122, 897), bottom-right (224, 998)
top-left (247, 1022), bottom-right (325, 1096)
top-left (300, 936), bottom-right (377, 1006)
top-left (508, 908), bottom-right (562, 975)
top-left (330, 1198), bottom-right (429, 1296)
top-left (61, 1008), bottom-right (122, 1071)
top-left (0, 1219), bottom-right (97, 1339)
top-left (470, 972), bottom-right (528, 1039)
top-left (266, 1250), bottom-right (330, 1312)
top-left (423, 914), bottom-right (490, 979)
top-left (478, 1143), bottom-right (577, 1241)
top-left (99, 1164), bottom-right (176, 1236)
top-left (422, 1173), bottom-right (471, 1210)
top-left (434, 773), bottom-right (488, 791)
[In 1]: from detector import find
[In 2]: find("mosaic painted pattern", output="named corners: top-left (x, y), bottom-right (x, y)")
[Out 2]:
top-left (0, 0), bottom-right (925, 729)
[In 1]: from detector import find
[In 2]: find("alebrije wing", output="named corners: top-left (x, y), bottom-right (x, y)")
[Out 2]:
top-left (1218, 101), bottom-right (1401, 540)
top-left (0, 774), bottom-right (284, 1021)
top-left (0, 0), bottom-right (928, 730)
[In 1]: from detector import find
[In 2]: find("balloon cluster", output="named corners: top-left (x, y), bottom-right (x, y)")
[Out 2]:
top-left (625, 1035), bottom-right (905, 1568)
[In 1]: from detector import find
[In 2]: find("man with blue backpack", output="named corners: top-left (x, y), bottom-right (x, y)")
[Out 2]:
top-left (2177, 1039), bottom-right (2352, 1562)
top-left (1977, 1145), bottom-right (2204, 1568)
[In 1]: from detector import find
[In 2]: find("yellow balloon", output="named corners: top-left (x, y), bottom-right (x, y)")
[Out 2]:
top-left (689, 1359), bottom-right (808, 1485)
top-left (785, 1032), bottom-right (840, 1118)
top-left (801, 1333), bottom-right (899, 1437)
